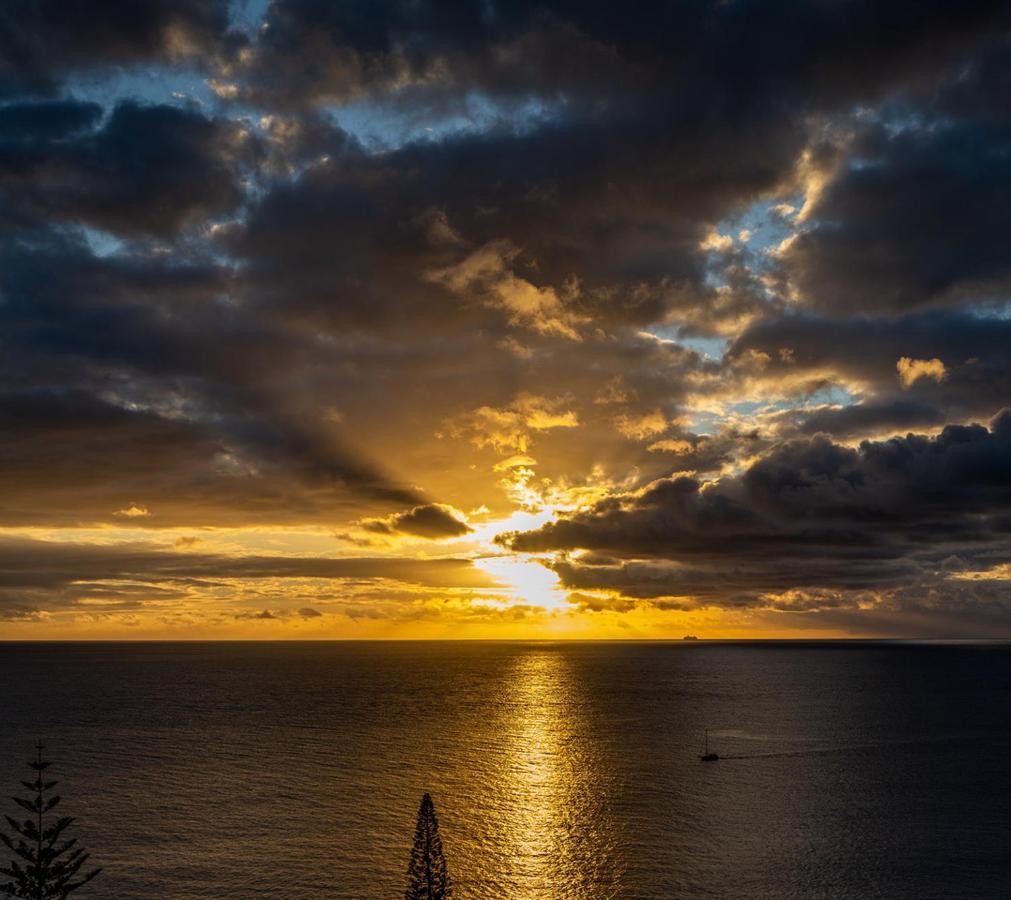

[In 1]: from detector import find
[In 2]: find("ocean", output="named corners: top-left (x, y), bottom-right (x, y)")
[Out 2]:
top-left (0, 641), bottom-right (1008, 898)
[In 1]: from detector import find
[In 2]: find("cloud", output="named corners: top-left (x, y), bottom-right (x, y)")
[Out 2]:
top-left (232, 0), bottom-right (1008, 115)
top-left (0, 101), bottom-right (249, 236)
top-left (0, 537), bottom-right (497, 598)
top-left (728, 312), bottom-right (1011, 439)
top-left (115, 504), bottom-right (151, 518)
top-left (0, 389), bottom-right (421, 526)
top-left (505, 411), bottom-right (1011, 613)
top-left (778, 58), bottom-right (1011, 314)
top-left (615, 410), bottom-right (669, 441)
top-left (219, 2), bottom-right (1011, 344)
top-left (362, 503), bottom-right (471, 539)
top-left (0, 99), bottom-right (102, 138)
top-left (445, 393), bottom-right (580, 455)
top-left (236, 609), bottom-right (276, 620)
top-left (425, 240), bottom-right (585, 339)
top-left (0, 1), bottom-right (235, 97)
top-left (700, 230), bottom-right (734, 253)
top-left (897, 356), bottom-right (946, 388)
top-left (3, 1), bottom-right (1011, 636)
top-left (796, 399), bottom-right (944, 439)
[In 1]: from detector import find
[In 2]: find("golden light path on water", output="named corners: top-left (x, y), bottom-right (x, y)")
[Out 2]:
top-left (504, 651), bottom-right (570, 886)
top-left (495, 649), bottom-right (619, 895)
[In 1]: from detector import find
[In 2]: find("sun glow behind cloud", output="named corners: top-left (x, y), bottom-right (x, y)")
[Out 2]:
top-left (473, 555), bottom-right (567, 610)
top-left (467, 507), bottom-right (567, 610)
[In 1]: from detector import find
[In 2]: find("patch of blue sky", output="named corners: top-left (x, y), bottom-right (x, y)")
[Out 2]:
top-left (867, 97), bottom-right (948, 138)
top-left (643, 324), bottom-right (729, 360)
top-left (229, 0), bottom-right (271, 37)
top-left (80, 226), bottom-right (125, 258)
top-left (67, 67), bottom-right (562, 158)
top-left (701, 266), bottom-right (728, 291)
top-left (678, 334), bottom-right (730, 360)
top-left (715, 196), bottom-right (798, 257)
top-left (726, 388), bottom-right (858, 424)
top-left (331, 91), bottom-right (562, 151)
top-left (728, 399), bottom-right (764, 417)
top-left (980, 300), bottom-right (1011, 319)
top-left (881, 112), bottom-right (928, 138)
top-left (801, 384), bottom-right (857, 407)
top-left (66, 66), bottom-right (219, 116)
top-left (719, 386), bottom-right (858, 425)
top-left (695, 196), bottom-right (801, 310)
top-left (79, 218), bottom-right (240, 271)
top-left (683, 410), bottom-right (720, 436)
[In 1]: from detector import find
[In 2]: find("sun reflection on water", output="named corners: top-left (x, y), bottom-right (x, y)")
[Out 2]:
top-left (495, 649), bottom-right (621, 897)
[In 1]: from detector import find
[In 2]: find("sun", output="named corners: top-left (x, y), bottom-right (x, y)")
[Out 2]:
top-left (473, 554), bottom-right (569, 610)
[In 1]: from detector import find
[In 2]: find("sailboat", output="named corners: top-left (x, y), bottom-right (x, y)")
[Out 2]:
top-left (700, 729), bottom-right (719, 762)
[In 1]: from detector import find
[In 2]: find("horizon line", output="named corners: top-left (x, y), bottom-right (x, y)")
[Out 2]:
top-left (0, 637), bottom-right (1008, 644)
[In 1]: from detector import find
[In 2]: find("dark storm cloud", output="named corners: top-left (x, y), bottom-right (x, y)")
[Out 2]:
top-left (363, 504), bottom-right (472, 539)
top-left (506, 411), bottom-right (1011, 604)
top-left (229, 118), bottom-right (714, 334)
top-left (0, 98), bottom-right (101, 138)
top-left (729, 311), bottom-right (1011, 438)
top-left (782, 116), bottom-right (1011, 314)
top-left (0, 388), bottom-right (420, 526)
top-left (777, 33), bottom-right (1011, 315)
top-left (0, 232), bottom-right (229, 343)
top-left (795, 400), bottom-right (945, 440)
top-left (0, 220), bottom-right (427, 521)
top-left (732, 312), bottom-right (1011, 382)
top-left (225, 112), bottom-right (770, 341)
top-left (0, 0), bottom-right (234, 97)
top-left (0, 101), bottom-right (249, 237)
top-left (226, 1), bottom-right (1011, 338)
top-left (646, 428), bottom-right (765, 476)
top-left (236, 0), bottom-right (631, 107)
top-left (240, 0), bottom-right (1008, 110)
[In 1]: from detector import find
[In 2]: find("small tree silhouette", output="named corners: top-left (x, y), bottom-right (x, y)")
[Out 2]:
top-left (405, 792), bottom-right (452, 900)
top-left (0, 743), bottom-right (100, 899)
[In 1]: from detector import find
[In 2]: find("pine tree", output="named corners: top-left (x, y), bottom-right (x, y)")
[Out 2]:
top-left (0, 744), bottom-right (100, 899)
top-left (405, 792), bottom-right (452, 900)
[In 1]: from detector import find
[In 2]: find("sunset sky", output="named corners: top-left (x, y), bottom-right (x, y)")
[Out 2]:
top-left (3, 0), bottom-right (1011, 638)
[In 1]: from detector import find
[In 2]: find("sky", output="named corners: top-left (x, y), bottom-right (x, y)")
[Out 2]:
top-left (3, 0), bottom-right (1011, 639)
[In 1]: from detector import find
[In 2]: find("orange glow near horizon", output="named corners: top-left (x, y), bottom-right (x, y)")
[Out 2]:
top-left (0, 494), bottom-right (882, 640)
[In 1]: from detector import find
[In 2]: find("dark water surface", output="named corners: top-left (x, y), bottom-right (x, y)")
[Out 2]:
top-left (0, 641), bottom-right (1008, 898)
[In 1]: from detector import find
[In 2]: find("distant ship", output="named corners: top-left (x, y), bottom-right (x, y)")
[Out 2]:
top-left (700, 729), bottom-right (719, 762)
top-left (682, 634), bottom-right (699, 641)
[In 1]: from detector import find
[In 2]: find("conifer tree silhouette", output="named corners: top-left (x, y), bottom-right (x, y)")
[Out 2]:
top-left (405, 792), bottom-right (452, 900)
top-left (0, 743), bottom-right (100, 899)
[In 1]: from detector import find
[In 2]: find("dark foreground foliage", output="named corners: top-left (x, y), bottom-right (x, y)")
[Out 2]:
top-left (405, 792), bottom-right (452, 900)
top-left (0, 744), bottom-right (100, 899)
